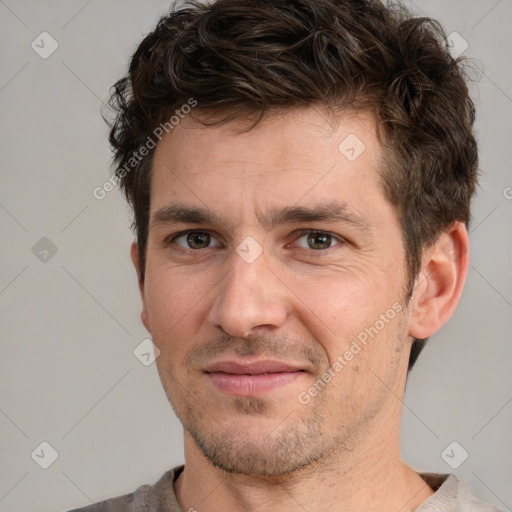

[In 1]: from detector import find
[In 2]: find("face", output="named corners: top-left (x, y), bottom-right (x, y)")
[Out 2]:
top-left (136, 106), bottom-right (413, 476)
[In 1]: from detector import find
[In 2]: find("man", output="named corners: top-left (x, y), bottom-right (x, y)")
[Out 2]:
top-left (70, 0), bottom-right (502, 510)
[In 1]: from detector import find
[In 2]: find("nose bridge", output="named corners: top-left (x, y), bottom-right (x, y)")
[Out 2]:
top-left (209, 244), bottom-right (288, 337)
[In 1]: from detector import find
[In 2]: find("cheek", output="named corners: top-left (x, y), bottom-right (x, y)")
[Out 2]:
top-left (292, 272), bottom-right (405, 364)
top-left (144, 268), bottom-right (212, 348)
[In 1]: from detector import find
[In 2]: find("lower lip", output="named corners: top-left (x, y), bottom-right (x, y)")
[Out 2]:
top-left (207, 371), bottom-right (303, 396)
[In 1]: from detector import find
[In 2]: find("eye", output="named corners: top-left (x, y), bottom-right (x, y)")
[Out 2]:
top-left (294, 230), bottom-right (342, 250)
top-left (172, 231), bottom-right (221, 250)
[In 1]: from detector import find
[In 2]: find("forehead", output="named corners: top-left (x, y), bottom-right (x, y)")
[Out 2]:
top-left (149, 106), bottom-right (390, 224)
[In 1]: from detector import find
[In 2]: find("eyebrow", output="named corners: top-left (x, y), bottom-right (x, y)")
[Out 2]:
top-left (258, 203), bottom-right (370, 232)
top-left (151, 202), bottom-right (371, 233)
top-left (151, 204), bottom-right (225, 229)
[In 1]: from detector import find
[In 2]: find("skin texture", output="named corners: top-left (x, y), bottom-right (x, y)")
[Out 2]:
top-left (131, 106), bottom-right (469, 511)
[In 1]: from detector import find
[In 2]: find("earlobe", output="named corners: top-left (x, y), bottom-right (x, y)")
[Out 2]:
top-left (130, 241), bottom-right (151, 332)
top-left (408, 222), bottom-right (469, 340)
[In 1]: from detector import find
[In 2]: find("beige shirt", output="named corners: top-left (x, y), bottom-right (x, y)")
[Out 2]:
top-left (67, 466), bottom-right (504, 511)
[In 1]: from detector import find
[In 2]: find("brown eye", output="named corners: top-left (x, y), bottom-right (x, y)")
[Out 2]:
top-left (291, 230), bottom-right (343, 251)
top-left (306, 231), bottom-right (336, 250)
top-left (172, 231), bottom-right (220, 249)
top-left (186, 232), bottom-right (211, 249)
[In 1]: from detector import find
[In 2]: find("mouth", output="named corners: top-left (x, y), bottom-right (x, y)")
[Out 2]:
top-left (204, 360), bottom-right (306, 396)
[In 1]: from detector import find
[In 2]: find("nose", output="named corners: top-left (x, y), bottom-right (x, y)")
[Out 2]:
top-left (207, 245), bottom-right (290, 338)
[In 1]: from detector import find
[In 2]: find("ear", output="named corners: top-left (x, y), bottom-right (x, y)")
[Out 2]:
top-left (131, 241), bottom-right (151, 332)
top-left (408, 222), bottom-right (469, 340)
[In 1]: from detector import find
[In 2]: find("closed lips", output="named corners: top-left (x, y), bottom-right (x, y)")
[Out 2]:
top-left (204, 360), bottom-right (304, 375)
top-left (204, 360), bottom-right (306, 396)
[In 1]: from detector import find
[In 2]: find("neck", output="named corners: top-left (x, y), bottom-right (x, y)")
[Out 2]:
top-left (174, 406), bottom-right (433, 512)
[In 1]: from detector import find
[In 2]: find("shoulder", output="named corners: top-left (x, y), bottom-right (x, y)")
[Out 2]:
top-left (65, 466), bottom-right (183, 512)
top-left (416, 473), bottom-right (505, 512)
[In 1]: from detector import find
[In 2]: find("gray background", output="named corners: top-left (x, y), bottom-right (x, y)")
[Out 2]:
top-left (0, 1), bottom-right (511, 511)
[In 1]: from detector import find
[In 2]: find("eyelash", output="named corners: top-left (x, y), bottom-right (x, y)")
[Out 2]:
top-left (166, 229), bottom-right (346, 253)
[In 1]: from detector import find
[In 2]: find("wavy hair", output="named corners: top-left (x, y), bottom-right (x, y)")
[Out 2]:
top-left (107, 0), bottom-right (478, 370)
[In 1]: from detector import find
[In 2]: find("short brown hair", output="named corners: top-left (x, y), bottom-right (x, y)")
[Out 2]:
top-left (107, 0), bottom-right (478, 370)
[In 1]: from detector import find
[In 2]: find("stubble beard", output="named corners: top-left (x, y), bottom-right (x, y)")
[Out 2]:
top-left (179, 394), bottom-right (337, 477)
top-left (159, 334), bottom-right (343, 477)
top-left (158, 315), bottom-right (410, 478)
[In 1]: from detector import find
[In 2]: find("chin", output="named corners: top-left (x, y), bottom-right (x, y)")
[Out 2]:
top-left (182, 404), bottom-right (331, 476)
